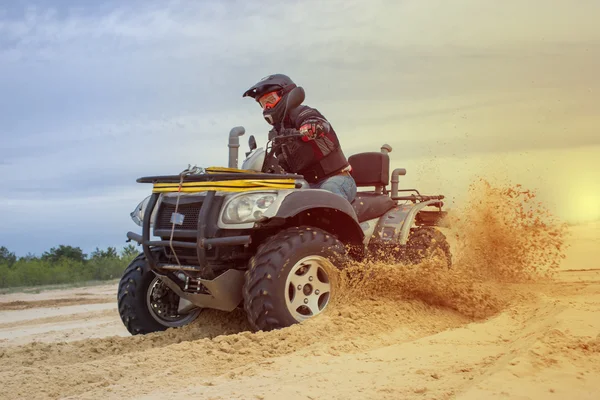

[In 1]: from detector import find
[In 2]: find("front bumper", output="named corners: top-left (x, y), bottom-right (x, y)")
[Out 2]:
top-left (127, 191), bottom-right (253, 271)
top-left (126, 191), bottom-right (257, 312)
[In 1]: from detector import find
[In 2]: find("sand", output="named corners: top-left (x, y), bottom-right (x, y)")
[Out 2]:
top-left (0, 181), bottom-right (598, 399)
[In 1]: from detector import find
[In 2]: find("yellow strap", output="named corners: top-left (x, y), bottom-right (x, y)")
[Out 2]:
top-left (153, 179), bottom-right (295, 188)
top-left (152, 178), bottom-right (296, 193)
top-left (152, 185), bottom-right (293, 193)
top-left (205, 166), bottom-right (254, 174)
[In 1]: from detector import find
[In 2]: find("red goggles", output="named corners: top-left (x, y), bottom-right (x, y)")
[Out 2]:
top-left (258, 91), bottom-right (282, 109)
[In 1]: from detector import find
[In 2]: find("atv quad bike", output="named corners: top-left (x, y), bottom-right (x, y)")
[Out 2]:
top-left (118, 87), bottom-right (451, 335)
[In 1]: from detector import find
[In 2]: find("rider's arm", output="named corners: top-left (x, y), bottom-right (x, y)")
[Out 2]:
top-left (292, 107), bottom-right (337, 157)
top-left (295, 108), bottom-right (332, 142)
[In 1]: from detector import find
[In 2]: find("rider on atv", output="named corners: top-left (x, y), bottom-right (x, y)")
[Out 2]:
top-left (243, 74), bottom-right (357, 203)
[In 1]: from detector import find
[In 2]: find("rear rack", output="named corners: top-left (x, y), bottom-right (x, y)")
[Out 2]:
top-left (392, 193), bottom-right (445, 203)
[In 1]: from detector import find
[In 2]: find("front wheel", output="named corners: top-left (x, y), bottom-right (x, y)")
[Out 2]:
top-left (243, 226), bottom-right (348, 332)
top-left (117, 253), bottom-right (202, 335)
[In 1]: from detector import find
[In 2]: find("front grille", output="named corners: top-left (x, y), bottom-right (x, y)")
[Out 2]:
top-left (155, 201), bottom-right (203, 230)
top-left (164, 246), bottom-right (199, 264)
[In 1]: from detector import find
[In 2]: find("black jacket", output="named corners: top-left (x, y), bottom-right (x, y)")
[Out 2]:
top-left (271, 105), bottom-right (349, 183)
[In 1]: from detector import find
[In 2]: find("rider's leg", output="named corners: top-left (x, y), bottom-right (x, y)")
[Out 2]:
top-left (310, 172), bottom-right (357, 203)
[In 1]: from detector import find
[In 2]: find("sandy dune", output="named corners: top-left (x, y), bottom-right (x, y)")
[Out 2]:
top-left (0, 183), bottom-right (598, 399)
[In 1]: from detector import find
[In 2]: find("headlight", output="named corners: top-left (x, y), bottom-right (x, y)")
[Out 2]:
top-left (222, 192), bottom-right (278, 224)
top-left (130, 195), bottom-right (152, 227)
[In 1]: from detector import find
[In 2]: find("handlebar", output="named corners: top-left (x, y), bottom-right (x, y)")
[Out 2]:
top-left (271, 129), bottom-right (305, 141)
top-left (271, 133), bottom-right (305, 142)
top-left (258, 128), bottom-right (309, 174)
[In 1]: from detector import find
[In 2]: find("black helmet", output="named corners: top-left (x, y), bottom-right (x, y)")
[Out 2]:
top-left (243, 74), bottom-right (297, 125)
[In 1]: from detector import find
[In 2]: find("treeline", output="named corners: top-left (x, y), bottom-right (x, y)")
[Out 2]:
top-left (0, 244), bottom-right (140, 289)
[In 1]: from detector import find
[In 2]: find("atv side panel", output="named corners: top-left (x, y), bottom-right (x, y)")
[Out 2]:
top-left (397, 200), bottom-right (445, 244)
top-left (372, 204), bottom-right (412, 245)
top-left (359, 217), bottom-right (380, 247)
top-left (372, 199), bottom-right (446, 246)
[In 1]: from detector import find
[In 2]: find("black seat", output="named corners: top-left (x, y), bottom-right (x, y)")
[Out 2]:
top-left (351, 192), bottom-right (396, 222)
top-left (348, 152), bottom-right (390, 188)
top-left (348, 152), bottom-right (396, 222)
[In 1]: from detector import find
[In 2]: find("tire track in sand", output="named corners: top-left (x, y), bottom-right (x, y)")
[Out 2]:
top-left (0, 297), bottom-right (115, 311)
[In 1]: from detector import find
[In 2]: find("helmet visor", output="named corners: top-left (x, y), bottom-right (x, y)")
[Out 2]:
top-left (258, 91), bottom-right (281, 109)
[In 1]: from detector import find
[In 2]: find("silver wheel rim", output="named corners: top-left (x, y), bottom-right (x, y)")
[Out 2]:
top-left (146, 276), bottom-right (201, 327)
top-left (284, 255), bottom-right (334, 322)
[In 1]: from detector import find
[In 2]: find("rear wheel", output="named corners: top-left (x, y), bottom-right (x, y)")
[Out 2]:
top-left (117, 253), bottom-right (202, 335)
top-left (404, 227), bottom-right (452, 267)
top-left (243, 226), bottom-right (348, 332)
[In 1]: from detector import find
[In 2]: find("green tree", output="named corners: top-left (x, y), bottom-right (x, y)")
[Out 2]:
top-left (20, 252), bottom-right (39, 262)
top-left (0, 244), bottom-right (141, 289)
top-left (0, 246), bottom-right (17, 267)
top-left (90, 247), bottom-right (118, 260)
top-left (41, 245), bottom-right (87, 263)
top-left (120, 244), bottom-right (139, 261)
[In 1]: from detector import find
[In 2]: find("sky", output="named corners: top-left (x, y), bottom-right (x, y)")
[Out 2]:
top-left (1, 0), bottom-right (599, 256)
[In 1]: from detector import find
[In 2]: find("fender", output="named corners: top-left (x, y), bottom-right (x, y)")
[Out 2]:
top-left (372, 199), bottom-right (442, 245)
top-left (275, 189), bottom-right (358, 219)
top-left (266, 189), bottom-right (365, 247)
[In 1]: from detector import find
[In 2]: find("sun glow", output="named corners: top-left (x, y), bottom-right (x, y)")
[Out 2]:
top-left (567, 191), bottom-right (600, 223)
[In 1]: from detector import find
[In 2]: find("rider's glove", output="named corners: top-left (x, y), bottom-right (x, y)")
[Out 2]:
top-left (299, 119), bottom-right (330, 142)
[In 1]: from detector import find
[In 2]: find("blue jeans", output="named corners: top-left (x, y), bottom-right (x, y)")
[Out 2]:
top-left (309, 173), bottom-right (357, 203)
